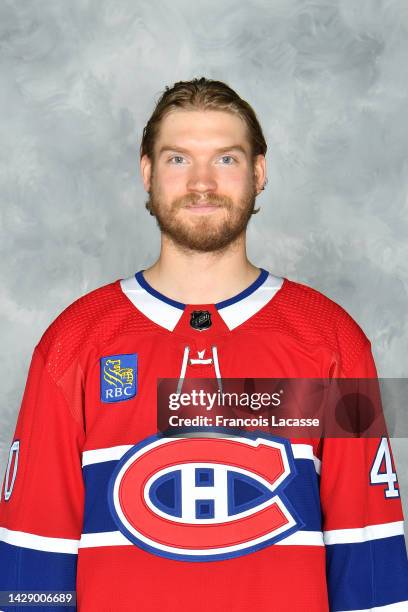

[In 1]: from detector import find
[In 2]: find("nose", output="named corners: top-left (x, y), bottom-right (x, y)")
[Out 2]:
top-left (186, 163), bottom-right (217, 194)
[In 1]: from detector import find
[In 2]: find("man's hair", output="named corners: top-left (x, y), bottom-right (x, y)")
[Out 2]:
top-left (140, 77), bottom-right (267, 161)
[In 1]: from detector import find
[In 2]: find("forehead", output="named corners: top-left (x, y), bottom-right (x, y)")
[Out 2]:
top-left (155, 109), bottom-right (251, 154)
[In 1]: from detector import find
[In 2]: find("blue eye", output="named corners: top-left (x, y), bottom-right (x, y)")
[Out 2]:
top-left (220, 155), bottom-right (235, 164)
top-left (169, 156), bottom-right (185, 164)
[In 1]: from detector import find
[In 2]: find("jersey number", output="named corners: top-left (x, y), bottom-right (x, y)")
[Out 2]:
top-left (370, 437), bottom-right (399, 498)
top-left (2, 440), bottom-right (20, 501)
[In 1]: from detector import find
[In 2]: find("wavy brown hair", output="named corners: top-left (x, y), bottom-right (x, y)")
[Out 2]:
top-left (140, 77), bottom-right (267, 162)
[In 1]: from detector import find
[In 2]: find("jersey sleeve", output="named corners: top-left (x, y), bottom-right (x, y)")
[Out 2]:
top-left (320, 341), bottom-right (408, 611)
top-left (0, 343), bottom-right (85, 608)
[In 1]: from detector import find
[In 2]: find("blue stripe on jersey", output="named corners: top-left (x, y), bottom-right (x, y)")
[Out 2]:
top-left (135, 271), bottom-right (185, 310)
top-left (326, 534), bottom-right (408, 611)
top-left (82, 461), bottom-right (118, 533)
top-left (0, 541), bottom-right (76, 610)
top-left (285, 459), bottom-right (322, 531)
top-left (134, 268), bottom-right (269, 310)
top-left (216, 268), bottom-right (269, 309)
top-left (82, 457), bottom-right (322, 534)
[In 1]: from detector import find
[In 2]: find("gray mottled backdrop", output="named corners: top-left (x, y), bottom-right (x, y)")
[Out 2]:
top-left (1, 0), bottom-right (407, 529)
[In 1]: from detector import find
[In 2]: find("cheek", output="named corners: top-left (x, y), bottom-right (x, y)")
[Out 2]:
top-left (216, 168), bottom-right (253, 192)
top-left (155, 167), bottom-right (187, 193)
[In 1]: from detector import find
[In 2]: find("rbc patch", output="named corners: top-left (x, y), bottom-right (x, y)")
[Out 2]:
top-left (100, 353), bottom-right (137, 403)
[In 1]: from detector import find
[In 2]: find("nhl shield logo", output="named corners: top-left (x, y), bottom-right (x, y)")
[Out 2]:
top-left (190, 310), bottom-right (212, 331)
top-left (108, 431), bottom-right (303, 561)
top-left (100, 353), bottom-right (137, 403)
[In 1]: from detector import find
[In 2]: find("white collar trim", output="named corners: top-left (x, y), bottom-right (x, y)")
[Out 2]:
top-left (120, 272), bottom-right (284, 332)
top-left (120, 276), bottom-right (184, 331)
top-left (217, 273), bottom-right (284, 330)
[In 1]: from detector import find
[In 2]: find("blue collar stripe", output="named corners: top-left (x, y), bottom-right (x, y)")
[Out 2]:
top-left (135, 268), bottom-right (269, 311)
top-left (135, 271), bottom-right (185, 310)
top-left (215, 268), bottom-right (269, 309)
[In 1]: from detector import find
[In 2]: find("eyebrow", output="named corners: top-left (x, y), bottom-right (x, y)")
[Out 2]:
top-left (157, 144), bottom-right (248, 156)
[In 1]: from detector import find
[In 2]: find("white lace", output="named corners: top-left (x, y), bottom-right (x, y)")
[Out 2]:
top-left (177, 345), bottom-right (223, 394)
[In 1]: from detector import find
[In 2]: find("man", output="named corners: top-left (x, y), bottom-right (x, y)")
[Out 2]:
top-left (0, 77), bottom-right (407, 611)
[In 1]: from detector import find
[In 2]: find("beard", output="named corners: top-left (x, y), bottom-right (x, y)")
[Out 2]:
top-left (145, 174), bottom-right (259, 253)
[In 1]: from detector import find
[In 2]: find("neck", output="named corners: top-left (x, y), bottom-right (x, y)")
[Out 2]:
top-left (142, 233), bottom-right (261, 305)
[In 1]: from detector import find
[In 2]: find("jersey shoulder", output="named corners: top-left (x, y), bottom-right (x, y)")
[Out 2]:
top-left (36, 278), bottom-right (156, 383)
top-left (251, 276), bottom-right (371, 375)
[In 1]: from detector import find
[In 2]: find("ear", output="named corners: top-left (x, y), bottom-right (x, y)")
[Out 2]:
top-left (140, 154), bottom-right (153, 192)
top-left (253, 154), bottom-right (267, 195)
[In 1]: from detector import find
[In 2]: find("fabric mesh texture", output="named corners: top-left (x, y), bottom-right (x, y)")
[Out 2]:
top-left (239, 278), bottom-right (369, 376)
top-left (37, 276), bottom-right (369, 383)
top-left (38, 281), bottom-right (160, 383)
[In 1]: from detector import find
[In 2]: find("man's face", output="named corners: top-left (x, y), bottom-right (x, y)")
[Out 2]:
top-left (140, 109), bottom-right (266, 252)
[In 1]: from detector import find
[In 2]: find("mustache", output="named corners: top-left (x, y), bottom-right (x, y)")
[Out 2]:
top-left (173, 194), bottom-right (233, 208)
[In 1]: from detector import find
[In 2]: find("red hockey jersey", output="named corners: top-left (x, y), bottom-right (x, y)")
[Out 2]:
top-left (1, 269), bottom-right (407, 611)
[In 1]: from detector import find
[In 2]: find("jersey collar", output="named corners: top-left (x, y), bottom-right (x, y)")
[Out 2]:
top-left (120, 268), bottom-right (284, 331)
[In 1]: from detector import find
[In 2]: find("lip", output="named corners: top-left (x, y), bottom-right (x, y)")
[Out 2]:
top-left (184, 204), bottom-right (221, 213)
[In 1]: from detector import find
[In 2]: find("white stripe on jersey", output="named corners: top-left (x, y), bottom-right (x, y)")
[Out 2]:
top-left (78, 529), bottom-right (324, 549)
top-left (323, 520), bottom-right (405, 545)
top-left (82, 444), bottom-right (133, 466)
top-left (338, 601), bottom-right (408, 612)
top-left (291, 443), bottom-right (321, 474)
top-left (0, 526), bottom-right (79, 554)
top-left (2, 521), bottom-right (403, 554)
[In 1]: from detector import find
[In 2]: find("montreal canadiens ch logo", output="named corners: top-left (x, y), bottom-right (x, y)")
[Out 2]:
top-left (108, 431), bottom-right (303, 561)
